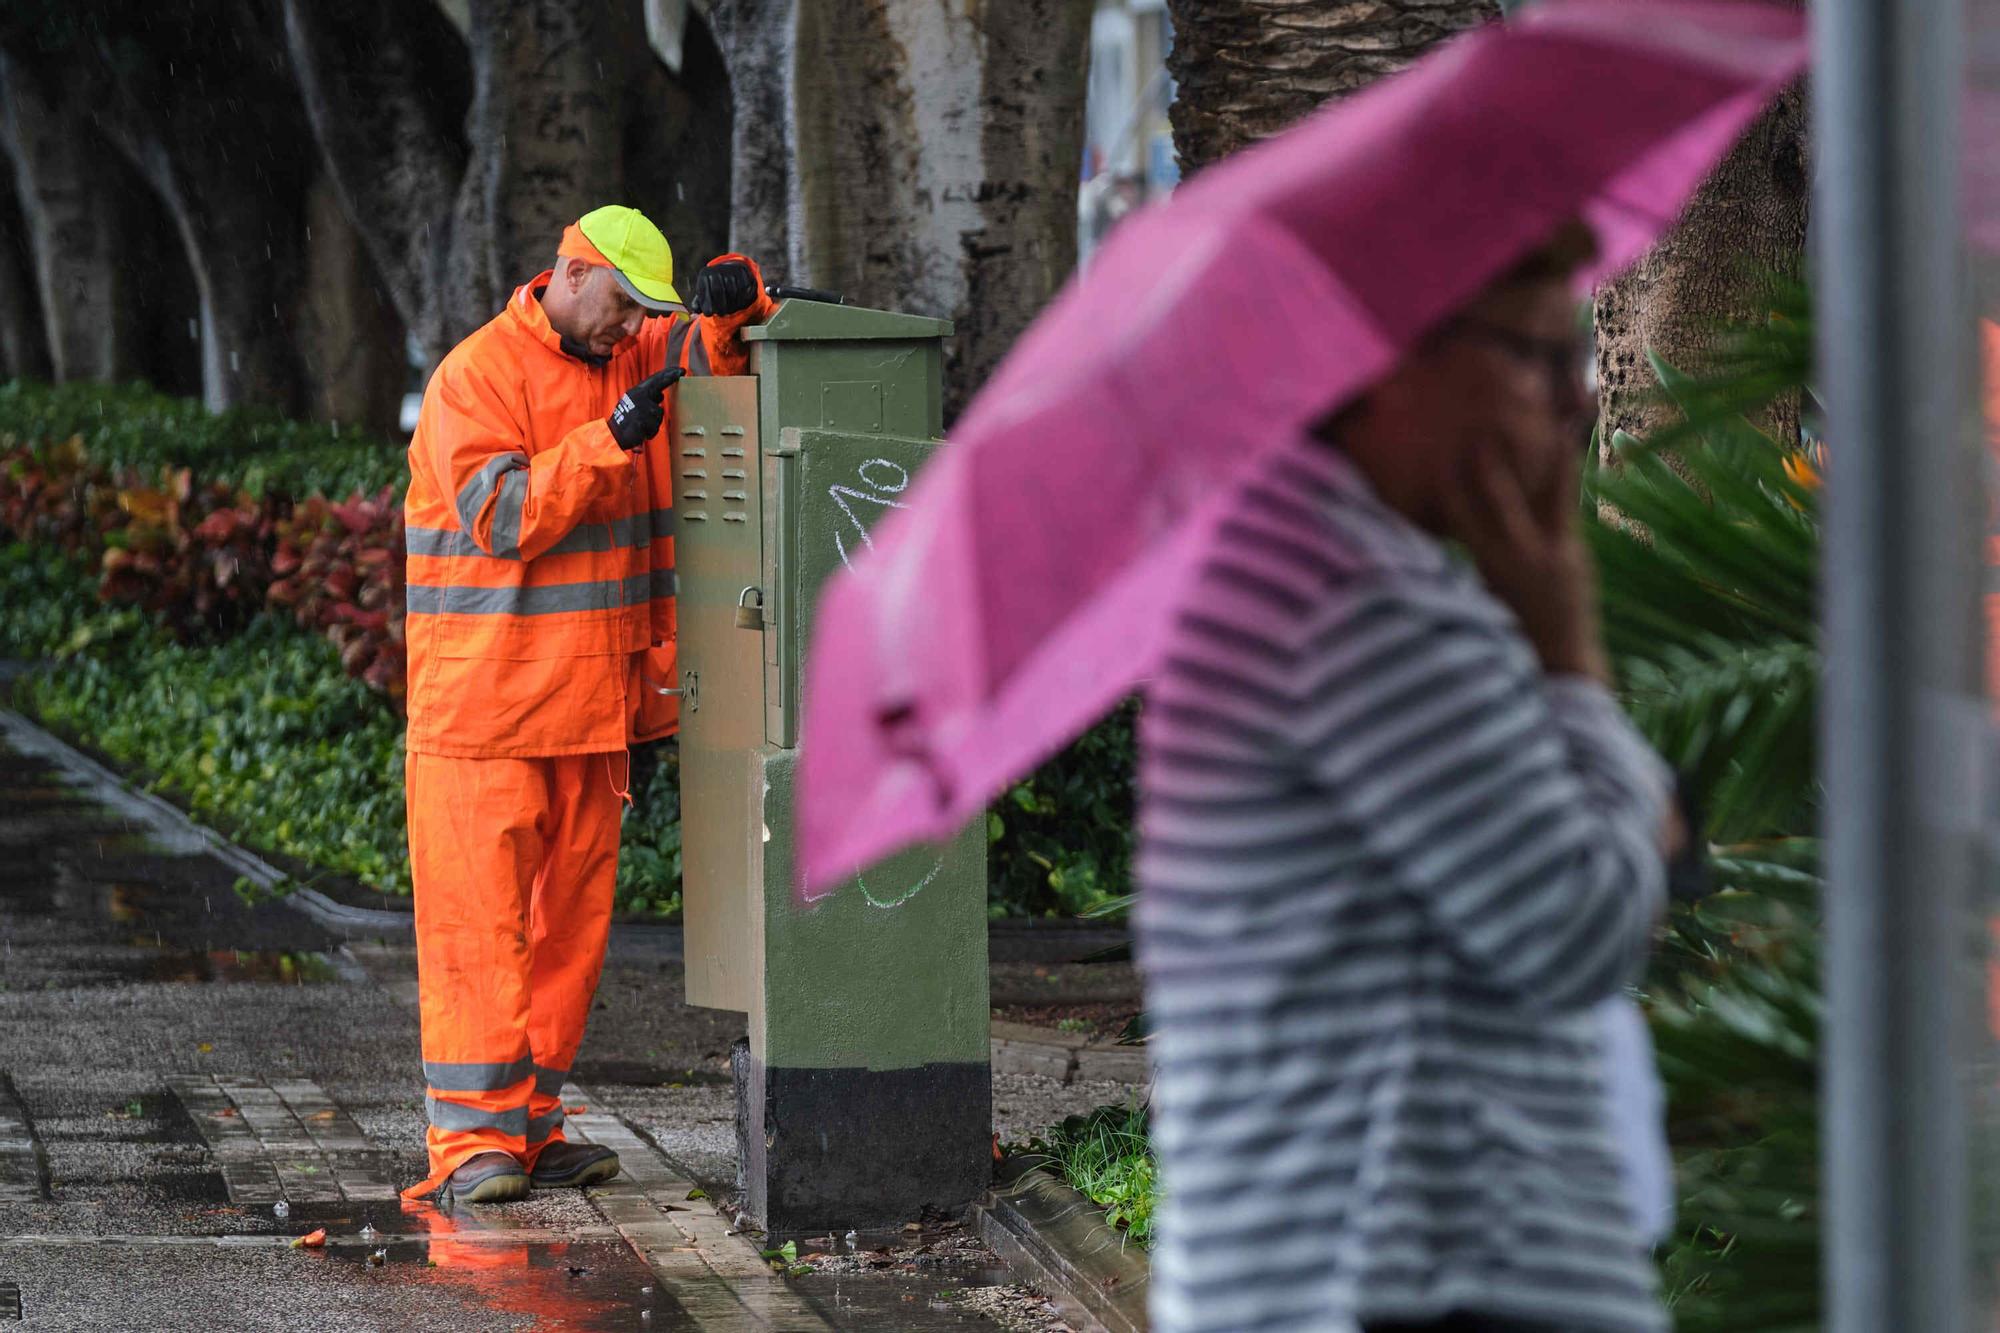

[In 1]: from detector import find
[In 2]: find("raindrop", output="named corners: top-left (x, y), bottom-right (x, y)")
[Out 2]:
top-left (843, 1229), bottom-right (858, 1250)
top-left (272, 1201), bottom-right (290, 1218)
top-left (359, 1222), bottom-right (378, 1241)
top-left (640, 1285), bottom-right (654, 1298)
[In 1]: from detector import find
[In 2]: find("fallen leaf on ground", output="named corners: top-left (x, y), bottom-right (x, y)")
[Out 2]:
top-left (685, 1188), bottom-right (707, 1201)
top-left (291, 1229), bottom-right (327, 1249)
top-left (902, 1221), bottom-right (922, 1234)
top-left (567, 1104), bottom-right (587, 1114)
top-left (310, 1110), bottom-right (336, 1122)
top-left (197, 1043), bottom-right (214, 1054)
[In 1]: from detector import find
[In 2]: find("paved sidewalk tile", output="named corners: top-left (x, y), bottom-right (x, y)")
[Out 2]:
top-left (567, 1083), bottom-right (836, 1330)
top-left (166, 1074), bottom-right (399, 1205)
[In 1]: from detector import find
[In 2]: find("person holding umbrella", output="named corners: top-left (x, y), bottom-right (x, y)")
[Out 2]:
top-left (794, 5), bottom-right (1807, 1329)
top-left (1135, 221), bottom-right (1681, 1332)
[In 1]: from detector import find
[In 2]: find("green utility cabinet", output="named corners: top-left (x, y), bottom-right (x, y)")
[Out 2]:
top-left (671, 299), bottom-right (989, 1233)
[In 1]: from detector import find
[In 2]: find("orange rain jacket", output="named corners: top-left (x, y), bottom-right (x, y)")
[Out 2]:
top-left (404, 256), bottom-right (776, 757)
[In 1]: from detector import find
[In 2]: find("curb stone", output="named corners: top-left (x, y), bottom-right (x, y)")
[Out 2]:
top-left (991, 1021), bottom-right (1150, 1087)
top-left (0, 706), bottom-right (686, 952)
top-left (971, 1156), bottom-right (1150, 1333)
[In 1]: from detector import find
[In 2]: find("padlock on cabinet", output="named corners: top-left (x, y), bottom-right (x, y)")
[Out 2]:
top-left (735, 586), bottom-right (766, 631)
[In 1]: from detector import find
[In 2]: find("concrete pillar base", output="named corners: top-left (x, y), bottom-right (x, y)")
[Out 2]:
top-left (734, 1048), bottom-right (992, 1235)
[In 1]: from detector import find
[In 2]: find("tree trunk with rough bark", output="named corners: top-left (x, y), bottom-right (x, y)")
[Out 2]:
top-left (617, 1), bottom-right (733, 273)
top-left (786, 0), bottom-right (1093, 420)
top-left (294, 176), bottom-right (409, 436)
top-left (462, 0), bottom-right (628, 298)
top-left (285, 0), bottom-right (732, 375)
top-left (706, 0), bottom-right (796, 268)
top-left (74, 0), bottom-right (315, 414)
top-left (1593, 85), bottom-right (1809, 451)
top-left (0, 53), bottom-right (146, 383)
top-left (278, 0), bottom-right (476, 371)
top-left (0, 155), bottom-right (49, 382)
top-left (1165, 0), bottom-right (1500, 174)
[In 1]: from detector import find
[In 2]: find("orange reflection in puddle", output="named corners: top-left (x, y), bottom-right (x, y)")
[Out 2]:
top-left (395, 1199), bottom-right (651, 1332)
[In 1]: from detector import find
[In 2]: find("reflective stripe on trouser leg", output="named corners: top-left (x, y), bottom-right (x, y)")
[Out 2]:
top-left (408, 751), bottom-right (559, 1178)
top-left (521, 751), bottom-right (622, 1166)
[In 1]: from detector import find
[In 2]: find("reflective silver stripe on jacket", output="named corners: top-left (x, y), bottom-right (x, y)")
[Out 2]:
top-left (406, 569), bottom-right (678, 616)
top-left (686, 327), bottom-right (712, 376)
top-left (526, 1107), bottom-right (565, 1144)
top-left (426, 1096), bottom-right (527, 1136)
top-left (452, 452), bottom-right (530, 557)
top-left (424, 1057), bottom-right (533, 1093)
top-left (532, 1064), bottom-right (568, 1098)
top-left (407, 508), bottom-right (674, 560)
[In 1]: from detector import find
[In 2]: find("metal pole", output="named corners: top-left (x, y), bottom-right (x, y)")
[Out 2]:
top-left (1817, 0), bottom-right (1982, 1328)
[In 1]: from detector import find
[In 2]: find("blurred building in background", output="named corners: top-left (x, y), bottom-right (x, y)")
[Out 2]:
top-left (1079, 0), bottom-right (1176, 264)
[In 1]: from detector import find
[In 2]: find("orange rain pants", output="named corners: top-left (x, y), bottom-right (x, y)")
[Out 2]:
top-left (403, 751), bottom-right (626, 1189)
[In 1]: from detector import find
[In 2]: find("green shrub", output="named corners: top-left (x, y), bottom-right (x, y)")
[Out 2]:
top-left (986, 702), bottom-right (1138, 918)
top-left (0, 379), bottom-right (1135, 922)
top-left (0, 542), bottom-right (683, 916)
top-left (0, 380), bottom-right (403, 500)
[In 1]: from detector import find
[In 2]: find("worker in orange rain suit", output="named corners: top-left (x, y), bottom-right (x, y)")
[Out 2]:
top-left (399, 205), bottom-right (776, 1204)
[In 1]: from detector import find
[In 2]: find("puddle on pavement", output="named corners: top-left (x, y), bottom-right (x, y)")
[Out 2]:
top-left (763, 1217), bottom-right (1042, 1329)
top-left (238, 1202), bottom-right (1027, 1329)
top-left (321, 1234), bottom-right (660, 1330)
top-left (236, 1202), bottom-right (680, 1330)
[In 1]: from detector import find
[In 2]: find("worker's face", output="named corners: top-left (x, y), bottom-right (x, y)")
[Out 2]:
top-left (563, 262), bottom-right (649, 356)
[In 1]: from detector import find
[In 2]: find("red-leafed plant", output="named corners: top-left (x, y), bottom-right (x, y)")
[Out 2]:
top-left (268, 488), bottom-right (406, 708)
top-left (1, 437), bottom-right (407, 707)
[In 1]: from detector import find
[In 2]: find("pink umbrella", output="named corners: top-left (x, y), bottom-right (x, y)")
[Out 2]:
top-left (799, 0), bottom-right (1809, 896)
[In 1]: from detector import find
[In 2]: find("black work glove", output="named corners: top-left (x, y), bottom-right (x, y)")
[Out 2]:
top-left (607, 366), bottom-right (684, 451)
top-left (688, 260), bottom-right (759, 317)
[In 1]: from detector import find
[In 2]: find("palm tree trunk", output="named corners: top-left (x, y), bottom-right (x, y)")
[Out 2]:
top-left (1593, 87), bottom-right (1810, 452)
top-left (1165, 0), bottom-right (1500, 175)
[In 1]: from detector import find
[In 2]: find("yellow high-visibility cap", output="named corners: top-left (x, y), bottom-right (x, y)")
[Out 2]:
top-left (567, 205), bottom-right (682, 312)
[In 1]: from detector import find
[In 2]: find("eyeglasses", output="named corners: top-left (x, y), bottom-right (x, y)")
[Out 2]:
top-left (1443, 317), bottom-right (1588, 395)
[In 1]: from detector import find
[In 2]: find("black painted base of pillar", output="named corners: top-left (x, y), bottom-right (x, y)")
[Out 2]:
top-left (733, 1047), bottom-right (992, 1234)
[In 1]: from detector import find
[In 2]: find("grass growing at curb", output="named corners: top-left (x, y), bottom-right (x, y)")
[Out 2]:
top-left (1017, 1100), bottom-right (1156, 1248)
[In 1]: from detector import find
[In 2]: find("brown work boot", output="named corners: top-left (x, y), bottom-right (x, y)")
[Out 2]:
top-left (529, 1141), bottom-right (620, 1189)
top-left (445, 1151), bottom-right (529, 1204)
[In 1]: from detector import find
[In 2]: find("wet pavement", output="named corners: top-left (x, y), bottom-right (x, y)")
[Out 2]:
top-left (0, 723), bottom-right (1090, 1331)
